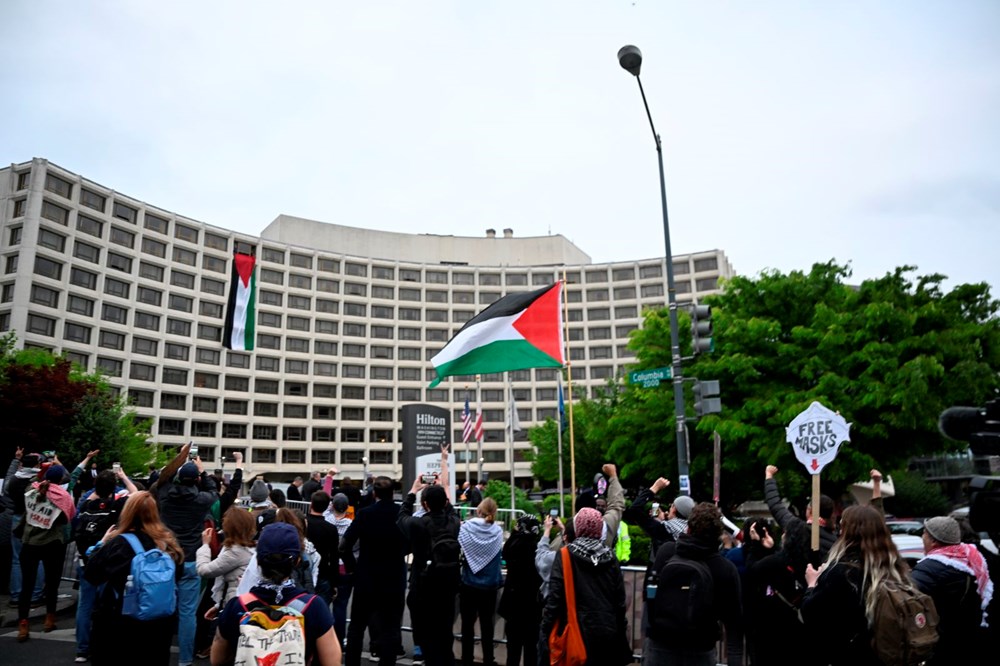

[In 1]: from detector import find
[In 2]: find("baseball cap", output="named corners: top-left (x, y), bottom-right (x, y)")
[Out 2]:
top-left (332, 493), bottom-right (349, 513)
top-left (257, 522), bottom-right (302, 560)
top-left (178, 462), bottom-right (200, 482)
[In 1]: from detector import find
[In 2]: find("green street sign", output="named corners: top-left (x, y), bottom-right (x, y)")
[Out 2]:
top-left (628, 366), bottom-right (672, 388)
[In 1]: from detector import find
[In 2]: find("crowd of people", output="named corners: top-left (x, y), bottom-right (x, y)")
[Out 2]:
top-left (1, 442), bottom-right (998, 666)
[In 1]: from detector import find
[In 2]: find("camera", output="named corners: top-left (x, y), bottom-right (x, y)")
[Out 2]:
top-left (421, 474), bottom-right (436, 484)
top-left (188, 444), bottom-right (199, 461)
top-left (550, 509), bottom-right (559, 517)
top-left (112, 462), bottom-right (121, 473)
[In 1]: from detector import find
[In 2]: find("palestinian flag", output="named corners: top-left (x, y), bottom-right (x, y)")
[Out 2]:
top-left (429, 283), bottom-right (564, 387)
top-left (223, 252), bottom-right (256, 351)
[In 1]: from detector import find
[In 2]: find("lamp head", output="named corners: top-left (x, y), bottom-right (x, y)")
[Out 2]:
top-left (618, 45), bottom-right (642, 77)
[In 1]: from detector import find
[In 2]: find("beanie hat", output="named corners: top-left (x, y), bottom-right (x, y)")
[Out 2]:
top-left (924, 516), bottom-right (961, 545)
top-left (249, 479), bottom-right (270, 503)
top-left (574, 507), bottom-right (604, 539)
top-left (673, 495), bottom-right (696, 519)
top-left (332, 493), bottom-right (349, 513)
top-left (43, 464), bottom-right (67, 483)
top-left (178, 462), bottom-right (200, 483)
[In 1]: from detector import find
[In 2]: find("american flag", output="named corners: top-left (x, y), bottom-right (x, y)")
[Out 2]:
top-left (474, 405), bottom-right (484, 442)
top-left (462, 398), bottom-right (473, 443)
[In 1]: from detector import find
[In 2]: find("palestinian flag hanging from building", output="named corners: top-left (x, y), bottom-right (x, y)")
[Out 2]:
top-left (223, 252), bottom-right (256, 351)
top-left (429, 283), bottom-right (564, 387)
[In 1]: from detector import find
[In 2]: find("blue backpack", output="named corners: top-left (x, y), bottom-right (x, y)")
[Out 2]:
top-left (120, 533), bottom-right (177, 620)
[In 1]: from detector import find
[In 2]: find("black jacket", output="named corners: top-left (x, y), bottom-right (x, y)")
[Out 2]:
top-left (764, 478), bottom-right (836, 558)
top-left (339, 497), bottom-right (406, 596)
top-left (397, 492), bottom-right (461, 589)
top-left (155, 475), bottom-right (218, 561)
top-left (286, 483), bottom-right (303, 502)
top-left (650, 534), bottom-right (744, 666)
top-left (499, 529), bottom-right (542, 619)
top-left (800, 549), bottom-right (880, 666)
top-left (301, 478), bottom-right (322, 501)
top-left (306, 513), bottom-right (340, 587)
top-left (746, 551), bottom-right (809, 665)
top-left (539, 539), bottom-right (632, 666)
top-left (622, 486), bottom-right (674, 572)
top-left (911, 555), bottom-right (987, 663)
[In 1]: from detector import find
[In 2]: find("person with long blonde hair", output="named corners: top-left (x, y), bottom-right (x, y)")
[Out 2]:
top-left (801, 504), bottom-right (911, 666)
top-left (84, 491), bottom-right (185, 666)
top-left (458, 497), bottom-right (504, 666)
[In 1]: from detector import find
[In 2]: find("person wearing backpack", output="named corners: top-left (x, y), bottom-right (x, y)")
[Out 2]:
top-left (801, 504), bottom-right (924, 666)
top-left (84, 491), bottom-right (185, 666)
top-left (211, 522), bottom-right (341, 666)
top-left (398, 477), bottom-right (462, 666)
top-left (458, 497), bottom-right (504, 666)
top-left (643, 502), bottom-right (744, 666)
top-left (341, 476), bottom-right (407, 666)
top-left (911, 515), bottom-right (991, 664)
top-left (539, 507), bottom-right (632, 665)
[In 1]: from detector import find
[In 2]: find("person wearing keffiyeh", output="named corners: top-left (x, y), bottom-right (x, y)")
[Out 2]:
top-left (457, 497), bottom-right (503, 666)
top-left (912, 515), bottom-right (992, 664)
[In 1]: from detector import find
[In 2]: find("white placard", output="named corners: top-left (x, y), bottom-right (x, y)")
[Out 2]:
top-left (785, 401), bottom-right (851, 475)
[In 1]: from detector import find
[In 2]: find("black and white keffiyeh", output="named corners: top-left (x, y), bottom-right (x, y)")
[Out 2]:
top-left (458, 517), bottom-right (503, 574)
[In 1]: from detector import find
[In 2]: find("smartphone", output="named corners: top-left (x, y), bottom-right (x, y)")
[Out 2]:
top-left (651, 502), bottom-right (660, 514)
top-left (188, 444), bottom-right (199, 460)
top-left (421, 474), bottom-right (436, 484)
top-left (42, 450), bottom-right (56, 459)
top-left (112, 462), bottom-right (121, 473)
top-left (549, 509), bottom-right (559, 517)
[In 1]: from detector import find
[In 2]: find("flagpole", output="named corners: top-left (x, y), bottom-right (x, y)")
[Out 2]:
top-left (506, 372), bottom-right (516, 517)
top-left (561, 272), bottom-right (577, 514)
top-left (464, 385), bottom-right (472, 486)
top-left (476, 375), bottom-right (483, 484)
top-left (557, 374), bottom-right (566, 519)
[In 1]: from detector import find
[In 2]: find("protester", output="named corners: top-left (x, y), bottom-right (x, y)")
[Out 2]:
top-left (84, 491), bottom-right (185, 666)
top-left (341, 476), bottom-right (407, 666)
top-left (765, 465), bottom-right (837, 558)
top-left (499, 514), bottom-right (543, 666)
top-left (458, 497), bottom-right (504, 666)
top-left (539, 507), bottom-right (632, 665)
top-left (301, 471), bottom-right (323, 502)
top-left (536, 514), bottom-right (572, 600)
top-left (643, 502), bottom-right (744, 666)
top-left (911, 515), bottom-right (992, 663)
top-left (196, 507), bottom-right (255, 610)
top-left (5, 450), bottom-right (46, 608)
top-left (210, 522), bottom-right (340, 666)
top-left (287, 476), bottom-right (305, 502)
top-left (801, 504), bottom-right (909, 666)
top-left (747, 520), bottom-right (810, 665)
top-left (153, 442), bottom-right (219, 666)
top-left (325, 492), bottom-right (355, 645)
top-left (399, 474), bottom-right (462, 666)
top-left (465, 479), bottom-right (485, 508)
top-left (16, 464), bottom-right (75, 641)
top-left (305, 491), bottom-right (340, 606)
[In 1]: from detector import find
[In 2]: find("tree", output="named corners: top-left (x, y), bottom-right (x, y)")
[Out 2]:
top-left (0, 333), bottom-right (156, 474)
top-left (604, 262), bottom-right (1000, 507)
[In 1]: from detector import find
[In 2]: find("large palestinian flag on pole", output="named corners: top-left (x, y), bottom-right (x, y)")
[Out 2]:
top-left (223, 252), bottom-right (256, 351)
top-left (429, 283), bottom-right (564, 387)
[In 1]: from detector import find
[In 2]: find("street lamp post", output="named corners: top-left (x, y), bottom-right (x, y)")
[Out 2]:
top-left (618, 45), bottom-right (690, 494)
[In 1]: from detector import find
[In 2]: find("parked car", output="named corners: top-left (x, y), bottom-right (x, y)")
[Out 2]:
top-left (950, 507), bottom-right (998, 555)
top-left (885, 519), bottom-right (924, 536)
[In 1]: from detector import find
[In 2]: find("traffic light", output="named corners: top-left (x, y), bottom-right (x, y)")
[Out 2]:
top-left (691, 304), bottom-right (714, 354)
top-left (693, 379), bottom-right (721, 417)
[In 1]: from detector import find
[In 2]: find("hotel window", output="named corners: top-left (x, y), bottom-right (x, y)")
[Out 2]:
top-left (371, 387), bottom-right (393, 401)
top-left (314, 362), bottom-right (336, 376)
top-left (506, 273), bottom-right (528, 286)
top-left (343, 343), bottom-right (365, 358)
top-left (205, 233), bottom-right (228, 252)
top-left (38, 228), bottom-right (66, 252)
top-left (255, 379), bottom-right (279, 394)
top-left (134, 311), bottom-right (160, 331)
top-left (399, 269), bottom-right (420, 282)
top-left (314, 384), bottom-right (337, 398)
top-left (398, 307), bottom-right (420, 321)
top-left (67, 295), bottom-right (94, 316)
top-left (479, 291), bottom-right (500, 304)
top-left (196, 347), bottom-right (219, 365)
top-left (399, 288), bottom-right (420, 301)
top-left (201, 277), bottom-right (225, 296)
top-left (315, 320), bottom-right (337, 334)
top-left (102, 303), bottom-right (128, 324)
top-left (289, 273), bottom-right (311, 289)
top-left (144, 214), bottom-right (169, 234)
top-left (696, 277), bottom-right (719, 291)
top-left (372, 306), bottom-right (394, 319)
top-left (227, 352), bottom-right (250, 369)
top-left (192, 422), bottom-right (216, 438)
top-left (199, 301), bottom-right (223, 318)
top-left (259, 290), bottom-right (282, 306)
top-left (425, 329), bottom-right (448, 342)
top-left (194, 371), bottom-right (219, 389)
top-left (640, 264), bottom-right (662, 279)
top-left (158, 419), bottom-right (185, 436)
top-left (12, 200), bottom-right (27, 218)
top-left (223, 399), bottom-right (248, 415)
top-left (77, 215), bottom-right (103, 238)
top-left (316, 278), bottom-right (339, 293)
top-left (290, 253), bottom-right (312, 269)
top-left (141, 237), bottom-right (166, 258)
top-left (63, 322), bottom-right (91, 343)
top-left (589, 327), bottom-right (612, 340)
top-left (166, 318), bottom-right (191, 336)
top-left (371, 366), bottom-right (393, 380)
top-left (7, 254), bottom-right (21, 273)
top-left (262, 247), bottom-right (284, 263)
top-left (312, 434), bottom-right (337, 447)
top-left (258, 334), bottom-right (281, 350)
top-left (372, 266), bottom-right (393, 279)
top-left (694, 257), bottom-right (719, 272)
top-left (137, 286), bottom-right (162, 306)
top-left (342, 385), bottom-right (364, 400)
top-left (345, 262), bottom-right (367, 277)
top-left (112, 202), bottom-right (138, 224)
top-left (139, 262), bottom-right (164, 281)
top-left (286, 337), bottom-right (309, 353)
top-left (425, 270), bottom-right (447, 284)
top-left (96, 357), bottom-right (123, 377)
top-left (173, 247), bottom-right (196, 266)
top-left (616, 324), bottom-right (638, 337)
top-left (45, 173), bottom-right (73, 199)
top-left (76, 188), bottom-right (103, 212)
top-left (106, 252), bottom-right (133, 274)
top-left (165, 343), bottom-right (189, 361)
top-left (569, 348), bottom-right (584, 361)
top-left (225, 376), bottom-right (250, 392)
top-left (344, 282), bottom-right (367, 297)
top-left (287, 316), bottom-right (310, 331)
top-left (452, 272), bottom-right (474, 285)
top-left (110, 227), bottom-right (135, 249)
top-left (371, 345), bottom-right (393, 359)
top-left (288, 295), bottom-right (311, 310)
top-left (258, 312), bottom-right (281, 328)
top-left (160, 393), bottom-right (187, 411)
top-left (254, 402), bottom-right (278, 417)
top-left (344, 302), bottom-right (366, 317)
top-left (344, 323), bottom-right (366, 337)
top-left (285, 382), bottom-right (307, 397)
top-left (8, 226), bottom-right (22, 245)
top-left (425, 290), bottom-right (447, 303)
top-left (16, 171), bottom-right (30, 190)
top-left (222, 424), bottom-right (247, 439)
top-left (588, 308), bottom-right (610, 321)
top-left (315, 341), bottom-right (337, 356)
top-left (371, 325), bottom-right (393, 339)
top-left (313, 405), bottom-right (336, 420)
top-left (613, 268), bottom-right (635, 281)
top-left (641, 284), bottom-right (665, 298)
top-left (203, 255), bottom-right (226, 273)
top-left (30, 285), bottom-right (60, 309)
top-left (284, 404), bottom-right (307, 419)
top-left (343, 364), bottom-right (365, 378)
top-left (342, 407), bottom-right (364, 420)
top-left (316, 298), bottom-right (338, 313)
top-left (260, 269), bottom-right (283, 285)
top-left (590, 346), bottom-right (613, 360)
top-left (253, 426), bottom-right (277, 441)
top-left (34, 256), bottom-right (63, 280)
top-left (567, 329), bottom-right (583, 342)
top-left (174, 223), bottom-right (198, 243)
top-left (318, 258), bottom-right (340, 273)
top-left (129, 389), bottom-right (154, 408)
top-left (426, 309), bottom-right (446, 322)
top-left (479, 273), bottom-right (500, 286)
top-left (614, 286), bottom-right (636, 299)
top-left (567, 310), bottom-right (583, 322)
top-left (162, 368), bottom-right (188, 385)
top-left (169, 294), bottom-right (193, 313)
top-left (130, 362), bottom-right (157, 382)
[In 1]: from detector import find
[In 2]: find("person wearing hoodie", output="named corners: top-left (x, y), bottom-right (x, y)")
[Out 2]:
top-left (764, 465), bottom-right (836, 559)
top-left (644, 502), bottom-right (744, 666)
top-left (246, 477), bottom-right (275, 536)
top-left (16, 463), bottom-right (76, 642)
top-left (324, 492), bottom-right (355, 646)
top-left (499, 514), bottom-right (542, 666)
top-left (540, 507), bottom-right (632, 666)
top-left (458, 497), bottom-right (504, 666)
top-left (5, 450), bottom-right (46, 607)
top-left (154, 442), bottom-right (218, 666)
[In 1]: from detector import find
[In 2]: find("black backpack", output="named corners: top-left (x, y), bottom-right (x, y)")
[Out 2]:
top-left (421, 517), bottom-right (461, 587)
top-left (75, 496), bottom-right (118, 562)
top-left (648, 554), bottom-right (718, 646)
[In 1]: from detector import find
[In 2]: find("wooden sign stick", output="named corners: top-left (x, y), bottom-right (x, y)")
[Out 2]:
top-left (811, 473), bottom-right (821, 551)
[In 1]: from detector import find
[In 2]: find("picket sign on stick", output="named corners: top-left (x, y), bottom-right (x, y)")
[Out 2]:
top-left (785, 402), bottom-right (851, 551)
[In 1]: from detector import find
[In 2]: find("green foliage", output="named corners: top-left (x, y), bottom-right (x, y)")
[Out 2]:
top-left (541, 494), bottom-right (573, 516)
top-left (483, 479), bottom-right (539, 527)
top-left (884, 469), bottom-right (951, 517)
top-left (0, 335), bottom-right (158, 473)
top-left (626, 523), bottom-right (652, 566)
top-left (602, 262), bottom-right (1000, 507)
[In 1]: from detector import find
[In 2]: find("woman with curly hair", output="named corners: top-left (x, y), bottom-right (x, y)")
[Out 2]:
top-left (801, 504), bottom-right (912, 666)
top-left (84, 491), bottom-right (185, 666)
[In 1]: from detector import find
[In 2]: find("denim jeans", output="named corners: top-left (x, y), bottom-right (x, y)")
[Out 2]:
top-left (9, 515), bottom-right (44, 601)
top-left (177, 561), bottom-right (200, 665)
top-left (333, 579), bottom-right (353, 646)
top-left (75, 569), bottom-right (99, 655)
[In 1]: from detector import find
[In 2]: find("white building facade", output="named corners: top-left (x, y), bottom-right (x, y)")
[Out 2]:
top-left (0, 158), bottom-right (734, 484)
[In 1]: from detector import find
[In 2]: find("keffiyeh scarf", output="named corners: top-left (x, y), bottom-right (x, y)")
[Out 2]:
top-left (923, 542), bottom-right (994, 627)
top-left (458, 517), bottom-right (503, 574)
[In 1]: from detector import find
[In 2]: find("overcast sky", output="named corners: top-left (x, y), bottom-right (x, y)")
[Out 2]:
top-left (3, 1), bottom-right (998, 292)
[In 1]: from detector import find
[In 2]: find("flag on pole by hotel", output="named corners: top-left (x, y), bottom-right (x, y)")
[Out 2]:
top-left (428, 283), bottom-right (564, 387)
top-left (558, 374), bottom-right (568, 431)
top-left (474, 405), bottom-right (484, 442)
top-left (508, 391), bottom-right (522, 433)
top-left (462, 398), bottom-right (474, 443)
top-left (223, 252), bottom-right (256, 351)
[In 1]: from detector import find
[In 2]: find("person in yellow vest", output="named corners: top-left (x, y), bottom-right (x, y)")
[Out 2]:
top-left (615, 521), bottom-right (632, 563)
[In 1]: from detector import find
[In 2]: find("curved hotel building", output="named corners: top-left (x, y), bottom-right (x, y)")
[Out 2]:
top-left (0, 158), bottom-right (734, 485)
